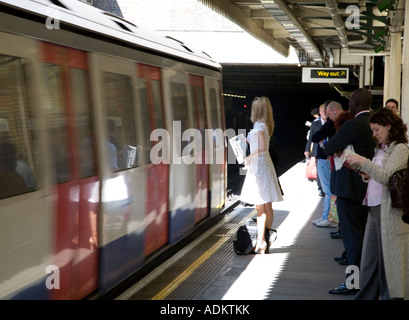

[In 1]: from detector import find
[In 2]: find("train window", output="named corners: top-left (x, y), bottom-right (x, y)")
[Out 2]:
top-left (103, 72), bottom-right (138, 171)
top-left (171, 82), bottom-right (190, 156)
top-left (190, 85), bottom-right (206, 150)
top-left (151, 80), bottom-right (165, 158)
top-left (70, 68), bottom-right (96, 178)
top-left (137, 79), bottom-right (152, 164)
top-left (208, 87), bottom-right (221, 147)
top-left (152, 80), bottom-right (164, 130)
top-left (42, 63), bottom-right (71, 183)
top-left (0, 55), bottom-right (39, 199)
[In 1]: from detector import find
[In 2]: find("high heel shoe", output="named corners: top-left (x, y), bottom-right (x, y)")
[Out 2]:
top-left (253, 240), bottom-right (267, 254)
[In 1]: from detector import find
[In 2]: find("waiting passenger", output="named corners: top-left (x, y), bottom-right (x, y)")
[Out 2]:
top-left (240, 97), bottom-right (283, 254)
top-left (330, 110), bottom-right (355, 255)
top-left (325, 88), bottom-right (376, 296)
top-left (345, 108), bottom-right (409, 300)
top-left (0, 142), bottom-right (28, 198)
top-left (304, 106), bottom-right (324, 193)
top-left (311, 101), bottom-right (343, 228)
top-left (385, 98), bottom-right (399, 115)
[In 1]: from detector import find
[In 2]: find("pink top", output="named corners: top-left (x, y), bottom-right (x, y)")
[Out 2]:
top-left (364, 146), bottom-right (385, 206)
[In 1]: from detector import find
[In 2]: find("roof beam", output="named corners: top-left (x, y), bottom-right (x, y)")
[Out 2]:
top-left (265, 0), bottom-right (324, 62)
top-left (198, 0), bottom-right (290, 57)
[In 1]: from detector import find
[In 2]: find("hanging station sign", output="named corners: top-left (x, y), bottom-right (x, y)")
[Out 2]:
top-left (302, 67), bottom-right (349, 83)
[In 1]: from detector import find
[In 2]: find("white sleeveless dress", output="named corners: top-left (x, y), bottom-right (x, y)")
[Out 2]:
top-left (240, 121), bottom-right (283, 205)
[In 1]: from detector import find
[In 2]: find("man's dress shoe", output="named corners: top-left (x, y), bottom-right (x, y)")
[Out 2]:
top-left (328, 283), bottom-right (359, 295)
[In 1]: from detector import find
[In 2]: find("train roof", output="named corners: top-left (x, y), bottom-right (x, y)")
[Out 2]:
top-left (0, 0), bottom-right (222, 71)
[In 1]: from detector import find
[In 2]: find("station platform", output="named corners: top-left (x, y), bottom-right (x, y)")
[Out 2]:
top-left (115, 161), bottom-right (353, 301)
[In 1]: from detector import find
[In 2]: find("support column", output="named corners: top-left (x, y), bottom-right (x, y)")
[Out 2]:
top-left (401, 4), bottom-right (409, 122)
top-left (388, 31), bottom-right (402, 108)
top-left (383, 55), bottom-right (390, 106)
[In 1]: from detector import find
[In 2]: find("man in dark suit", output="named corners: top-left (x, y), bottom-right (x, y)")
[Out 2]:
top-left (305, 106), bottom-right (325, 193)
top-left (324, 88), bottom-right (376, 295)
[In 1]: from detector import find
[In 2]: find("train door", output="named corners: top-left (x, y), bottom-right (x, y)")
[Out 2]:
top-left (89, 54), bottom-right (145, 292)
top-left (204, 77), bottom-right (226, 217)
top-left (138, 64), bottom-right (169, 256)
top-left (0, 32), bottom-right (52, 300)
top-left (162, 69), bottom-right (197, 244)
top-left (40, 42), bottom-right (99, 299)
top-left (189, 75), bottom-right (209, 223)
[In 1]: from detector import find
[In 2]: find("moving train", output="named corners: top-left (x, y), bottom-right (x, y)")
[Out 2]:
top-left (0, 0), bottom-right (226, 299)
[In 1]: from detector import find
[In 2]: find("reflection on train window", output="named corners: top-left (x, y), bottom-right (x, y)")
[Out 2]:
top-left (103, 72), bottom-right (138, 171)
top-left (171, 82), bottom-right (189, 156)
top-left (152, 80), bottom-right (165, 158)
top-left (137, 78), bottom-right (152, 164)
top-left (70, 68), bottom-right (96, 178)
top-left (42, 63), bottom-right (71, 183)
top-left (0, 54), bottom-right (38, 199)
top-left (190, 83), bottom-right (206, 150)
top-left (152, 80), bottom-right (164, 129)
top-left (208, 87), bottom-right (221, 147)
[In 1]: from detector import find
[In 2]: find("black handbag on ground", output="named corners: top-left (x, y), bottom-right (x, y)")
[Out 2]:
top-left (233, 219), bottom-right (277, 255)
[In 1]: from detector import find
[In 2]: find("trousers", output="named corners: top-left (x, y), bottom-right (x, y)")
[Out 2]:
top-left (336, 196), bottom-right (368, 267)
top-left (354, 205), bottom-right (390, 300)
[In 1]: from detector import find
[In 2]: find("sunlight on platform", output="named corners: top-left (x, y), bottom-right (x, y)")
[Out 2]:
top-left (222, 162), bottom-right (322, 300)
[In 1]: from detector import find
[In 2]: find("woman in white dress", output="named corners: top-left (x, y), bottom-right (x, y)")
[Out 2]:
top-left (240, 97), bottom-right (283, 253)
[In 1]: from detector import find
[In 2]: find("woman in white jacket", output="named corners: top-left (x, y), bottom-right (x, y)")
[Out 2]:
top-left (346, 107), bottom-right (409, 299)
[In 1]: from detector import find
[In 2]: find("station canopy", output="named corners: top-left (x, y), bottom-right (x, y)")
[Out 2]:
top-left (198, 0), bottom-right (405, 66)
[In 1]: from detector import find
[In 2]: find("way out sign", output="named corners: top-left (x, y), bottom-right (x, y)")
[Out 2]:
top-left (302, 67), bottom-right (349, 83)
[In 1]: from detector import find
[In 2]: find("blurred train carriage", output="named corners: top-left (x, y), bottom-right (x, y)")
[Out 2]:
top-left (0, 0), bottom-right (226, 299)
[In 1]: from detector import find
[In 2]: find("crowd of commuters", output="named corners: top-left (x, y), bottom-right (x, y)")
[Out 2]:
top-left (305, 89), bottom-right (409, 299)
top-left (238, 91), bottom-right (409, 299)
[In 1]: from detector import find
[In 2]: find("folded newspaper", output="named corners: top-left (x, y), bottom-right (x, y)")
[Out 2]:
top-left (340, 147), bottom-right (362, 171)
top-left (229, 134), bottom-right (247, 164)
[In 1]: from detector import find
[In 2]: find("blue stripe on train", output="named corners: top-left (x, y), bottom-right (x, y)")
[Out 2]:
top-left (168, 205), bottom-right (196, 245)
top-left (98, 231), bottom-right (145, 294)
top-left (6, 277), bottom-right (49, 300)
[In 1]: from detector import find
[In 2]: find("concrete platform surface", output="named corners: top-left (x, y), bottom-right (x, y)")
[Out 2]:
top-left (117, 161), bottom-right (354, 300)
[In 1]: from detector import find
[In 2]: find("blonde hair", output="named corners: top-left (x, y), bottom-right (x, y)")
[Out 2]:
top-left (250, 97), bottom-right (275, 136)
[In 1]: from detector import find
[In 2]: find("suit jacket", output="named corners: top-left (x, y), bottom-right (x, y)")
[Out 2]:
top-left (305, 118), bottom-right (322, 157)
top-left (324, 111), bottom-right (376, 202)
top-left (311, 118), bottom-right (335, 160)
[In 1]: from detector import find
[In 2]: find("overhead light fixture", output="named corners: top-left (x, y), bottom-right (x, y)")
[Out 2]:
top-left (222, 93), bottom-right (246, 99)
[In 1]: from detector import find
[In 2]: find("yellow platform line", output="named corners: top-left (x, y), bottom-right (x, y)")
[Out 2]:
top-left (151, 208), bottom-right (256, 300)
